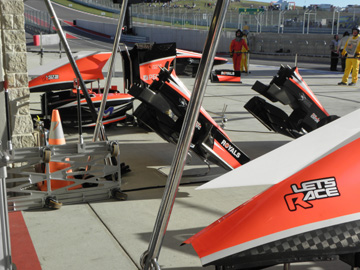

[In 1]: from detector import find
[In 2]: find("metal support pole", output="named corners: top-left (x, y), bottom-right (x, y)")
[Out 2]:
top-left (3, 82), bottom-right (12, 154)
top-left (302, 10), bottom-right (306, 34)
top-left (141, 0), bottom-right (230, 269)
top-left (75, 80), bottom-right (84, 145)
top-left (331, 9), bottom-right (335, 35)
top-left (40, 32), bottom-right (43, 65)
top-left (43, 0), bottom-right (98, 124)
top-left (307, 13), bottom-right (310, 34)
top-left (284, 262), bottom-right (291, 270)
top-left (93, 0), bottom-right (128, 142)
top-left (0, 156), bottom-right (14, 270)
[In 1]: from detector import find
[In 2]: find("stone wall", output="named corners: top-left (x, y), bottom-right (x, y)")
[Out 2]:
top-left (0, 0), bottom-right (35, 151)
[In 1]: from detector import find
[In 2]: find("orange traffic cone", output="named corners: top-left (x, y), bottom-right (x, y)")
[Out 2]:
top-left (38, 109), bottom-right (79, 191)
top-left (48, 109), bottom-right (66, 146)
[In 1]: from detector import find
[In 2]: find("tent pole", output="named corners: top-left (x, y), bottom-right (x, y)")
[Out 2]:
top-left (141, 0), bottom-right (230, 269)
top-left (93, 0), bottom-right (128, 142)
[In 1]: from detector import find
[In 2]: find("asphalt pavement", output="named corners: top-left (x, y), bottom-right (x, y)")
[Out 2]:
top-left (19, 1), bottom-right (360, 269)
top-left (19, 48), bottom-right (360, 270)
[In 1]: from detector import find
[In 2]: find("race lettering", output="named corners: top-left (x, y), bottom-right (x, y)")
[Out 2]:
top-left (221, 71), bottom-right (235, 76)
top-left (285, 193), bottom-right (312, 211)
top-left (284, 177), bottom-right (340, 211)
top-left (45, 74), bottom-right (59, 80)
top-left (310, 113), bottom-right (320, 123)
top-left (220, 139), bottom-right (241, 159)
top-left (143, 74), bottom-right (158, 81)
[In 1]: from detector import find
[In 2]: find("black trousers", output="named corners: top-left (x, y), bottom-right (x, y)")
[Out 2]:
top-left (330, 51), bottom-right (339, 71)
top-left (340, 50), bottom-right (346, 71)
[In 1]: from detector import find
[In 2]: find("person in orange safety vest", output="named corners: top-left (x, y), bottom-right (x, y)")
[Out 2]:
top-left (229, 29), bottom-right (249, 71)
top-left (240, 29), bottom-right (249, 73)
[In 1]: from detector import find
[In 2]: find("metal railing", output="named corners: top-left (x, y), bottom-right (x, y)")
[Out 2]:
top-left (24, 0), bottom-right (360, 35)
top-left (24, 8), bottom-right (55, 34)
top-left (131, 4), bottom-right (360, 34)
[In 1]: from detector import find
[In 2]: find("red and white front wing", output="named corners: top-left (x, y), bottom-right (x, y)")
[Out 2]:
top-left (185, 108), bottom-right (360, 267)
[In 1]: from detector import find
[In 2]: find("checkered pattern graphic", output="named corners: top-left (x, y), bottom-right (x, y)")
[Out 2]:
top-left (238, 220), bottom-right (360, 257)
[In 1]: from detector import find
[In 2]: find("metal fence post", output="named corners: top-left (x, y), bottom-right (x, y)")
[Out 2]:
top-left (0, 153), bottom-right (13, 270)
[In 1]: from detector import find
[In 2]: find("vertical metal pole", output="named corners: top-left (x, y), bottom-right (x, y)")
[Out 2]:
top-left (1, 78), bottom-right (12, 270)
top-left (93, 0), bottom-right (128, 142)
top-left (3, 82), bottom-right (12, 154)
top-left (0, 158), bottom-right (13, 270)
top-left (278, 12), bottom-right (281, 33)
top-left (307, 13), bottom-right (310, 34)
top-left (76, 82), bottom-right (84, 145)
top-left (40, 32), bottom-right (43, 65)
top-left (141, 1), bottom-right (230, 269)
top-left (43, 0), bottom-right (98, 124)
top-left (331, 9), bottom-right (335, 35)
top-left (302, 11), bottom-right (306, 34)
top-left (284, 262), bottom-right (291, 270)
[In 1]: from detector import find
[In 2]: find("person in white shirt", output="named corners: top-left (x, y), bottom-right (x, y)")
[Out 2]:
top-left (337, 31), bottom-right (350, 72)
top-left (330, 34), bottom-right (339, 71)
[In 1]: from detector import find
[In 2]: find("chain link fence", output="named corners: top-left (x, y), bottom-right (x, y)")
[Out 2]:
top-left (24, 0), bottom-right (360, 35)
top-left (24, 7), bottom-right (55, 34)
top-left (131, 4), bottom-right (360, 34)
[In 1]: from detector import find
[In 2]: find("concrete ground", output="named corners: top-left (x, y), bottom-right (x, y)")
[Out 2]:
top-left (19, 49), bottom-right (360, 270)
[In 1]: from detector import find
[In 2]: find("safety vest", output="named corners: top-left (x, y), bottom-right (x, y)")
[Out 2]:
top-left (344, 35), bottom-right (360, 58)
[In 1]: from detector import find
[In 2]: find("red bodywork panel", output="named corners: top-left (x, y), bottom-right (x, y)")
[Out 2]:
top-left (29, 52), bottom-right (111, 92)
top-left (185, 136), bottom-right (360, 264)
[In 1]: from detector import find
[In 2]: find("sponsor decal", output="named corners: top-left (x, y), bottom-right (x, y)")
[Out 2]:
top-left (285, 177), bottom-right (340, 211)
top-left (179, 98), bottom-right (187, 108)
top-left (310, 112), bottom-right (320, 123)
top-left (298, 93), bottom-right (306, 101)
top-left (298, 92), bottom-right (312, 108)
top-left (220, 139), bottom-right (241, 159)
top-left (45, 74), bottom-right (59, 80)
top-left (148, 64), bottom-right (162, 69)
top-left (220, 71), bottom-right (235, 75)
top-left (195, 121), bottom-right (202, 130)
top-left (103, 107), bottom-right (114, 118)
top-left (143, 74), bottom-right (158, 81)
top-left (95, 106), bottom-right (114, 118)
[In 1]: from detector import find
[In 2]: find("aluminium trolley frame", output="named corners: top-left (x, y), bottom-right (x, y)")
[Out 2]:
top-left (5, 140), bottom-right (125, 212)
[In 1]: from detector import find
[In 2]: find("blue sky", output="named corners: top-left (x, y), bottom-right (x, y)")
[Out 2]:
top-left (266, 0), bottom-right (359, 8)
top-left (299, 0), bottom-right (358, 7)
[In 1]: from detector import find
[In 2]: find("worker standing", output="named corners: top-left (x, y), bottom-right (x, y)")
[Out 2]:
top-left (337, 31), bottom-right (350, 72)
top-left (240, 30), bottom-right (250, 73)
top-left (230, 29), bottom-right (249, 71)
top-left (338, 26), bottom-right (360, 86)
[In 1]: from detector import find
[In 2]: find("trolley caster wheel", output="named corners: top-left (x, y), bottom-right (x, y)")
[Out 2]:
top-left (42, 148), bottom-right (51, 163)
top-left (112, 189), bottom-right (127, 201)
top-left (110, 142), bottom-right (120, 157)
top-left (121, 162), bottom-right (131, 175)
top-left (45, 197), bottom-right (62, 210)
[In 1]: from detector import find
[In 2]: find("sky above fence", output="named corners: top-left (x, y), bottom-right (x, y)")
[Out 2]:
top-left (257, 0), bottom-right (359, 8)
